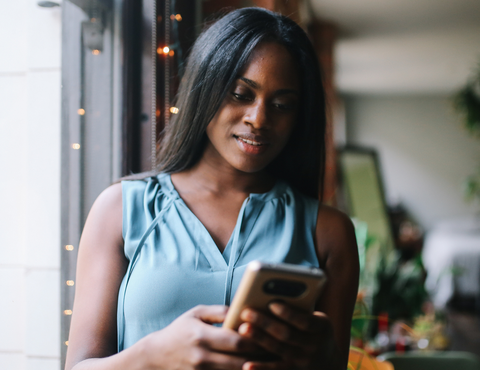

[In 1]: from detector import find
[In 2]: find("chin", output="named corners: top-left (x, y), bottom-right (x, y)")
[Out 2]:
top-left (232, 160), bottom-right (270, 174)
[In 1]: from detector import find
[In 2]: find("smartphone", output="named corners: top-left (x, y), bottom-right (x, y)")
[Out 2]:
top-left (223, 260), bottom-right (327, 330)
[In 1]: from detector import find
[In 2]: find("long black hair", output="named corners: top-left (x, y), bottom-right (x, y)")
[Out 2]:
top-left (157, 7), bottom-right (326, 199)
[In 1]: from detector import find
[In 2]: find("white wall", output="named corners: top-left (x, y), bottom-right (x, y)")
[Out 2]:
top-left (345, 95), bottom-right (480, 231)
top-left (0, 0), bottom-right (62, 369)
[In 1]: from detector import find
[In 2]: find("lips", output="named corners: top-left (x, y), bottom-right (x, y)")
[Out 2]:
top-left (238, 137), bottom-right (262, 146)
top-left (233, 133), bottom-right (270, 155)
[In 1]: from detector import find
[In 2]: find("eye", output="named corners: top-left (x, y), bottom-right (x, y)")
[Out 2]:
top-left (231, 92), bottom-right (252, 101)
top-left (273, 100), bottom-right (297, 112)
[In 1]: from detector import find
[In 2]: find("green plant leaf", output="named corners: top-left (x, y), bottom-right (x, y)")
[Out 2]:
top-left (453, 62), bottom-right (480, 138)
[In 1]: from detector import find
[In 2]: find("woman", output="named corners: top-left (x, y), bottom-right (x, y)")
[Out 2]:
top-left (65, 7), bottom-right (359, 370)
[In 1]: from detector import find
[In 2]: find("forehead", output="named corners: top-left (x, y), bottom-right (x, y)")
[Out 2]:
top-left (239, 42), bottom-right (300, 90)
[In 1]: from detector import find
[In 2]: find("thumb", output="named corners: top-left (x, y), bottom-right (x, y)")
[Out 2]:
top-left (190, 305), bottom-right (229, 324)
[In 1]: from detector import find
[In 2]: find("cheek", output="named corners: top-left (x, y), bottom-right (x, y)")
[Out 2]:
top-left (205, 122), bottom-right (215, 140)
top-left (278, 118), bottom-right (297, 145)
top-left (206, 107), bottom-right (238, 138)
top-left (206, 123), bottom-right (230, 148)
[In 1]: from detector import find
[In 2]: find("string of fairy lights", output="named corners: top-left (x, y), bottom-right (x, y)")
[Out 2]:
top-left (71, 5), bottom-right (184, 162)
top-left (64, 3), bottom-right (105, 348)
top-left (157, 1), bottom-right (183, 154)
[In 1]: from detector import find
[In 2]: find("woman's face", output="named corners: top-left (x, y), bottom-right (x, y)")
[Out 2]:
top-left (204, 42), bottom-right (300, 174)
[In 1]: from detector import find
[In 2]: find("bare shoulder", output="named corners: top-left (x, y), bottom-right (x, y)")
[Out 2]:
top-left (88, 183), bottom-right (122, 220)
top-left (76, 181), bottom-right (125, 287)
top-left (97, 181), bottom-right (123, 203)
top-left (65, 183), bottom-right (126, 369)
top-left (315, 204), bottom-right (358, 261)
top-left (82, 183), bottom-right (123, 246)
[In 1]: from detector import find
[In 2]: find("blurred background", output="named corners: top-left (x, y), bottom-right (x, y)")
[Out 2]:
top-left (0, 0), bottom-right (479, 369)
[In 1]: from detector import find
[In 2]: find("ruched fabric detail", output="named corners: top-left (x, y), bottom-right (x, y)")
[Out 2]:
top-left (117, 173), bottom-right (319, 351)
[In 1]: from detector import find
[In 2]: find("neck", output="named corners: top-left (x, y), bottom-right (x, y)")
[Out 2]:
top-left (171, 156), bottom-right (275, 197)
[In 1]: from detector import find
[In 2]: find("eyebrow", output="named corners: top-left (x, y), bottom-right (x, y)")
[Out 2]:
top-left (237, 76), bottom-right (299, 96)
top-left (238, 77), bottom-right (260, 89)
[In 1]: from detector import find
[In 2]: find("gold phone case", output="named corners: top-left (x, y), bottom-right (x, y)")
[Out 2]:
top-left (223, 261), bottom-right (327, 330)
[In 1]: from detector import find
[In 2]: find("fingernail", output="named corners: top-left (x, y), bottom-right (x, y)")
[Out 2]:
top-left (238, 323), bottom-right (249, 335)
top-left (240, 309), bottom-right (249, 321)
top-left (240, 309), bottom-right (255, 321)
top-left (269, 302), bottom-right (283, 315)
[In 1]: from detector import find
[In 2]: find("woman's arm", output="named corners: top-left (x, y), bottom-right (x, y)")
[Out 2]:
top-left (314, 205), bottom-right (360, 369)
top-left (65, 183), bottom-right (130, 369)
top-left (237, 205), bottom-right (359, 370)
top-left (65, 184), bottom-right (260, 370)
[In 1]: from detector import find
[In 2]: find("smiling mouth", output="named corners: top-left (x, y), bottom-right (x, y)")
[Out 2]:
top-left (233, 134), bottom-right (270, 155)
top-left (233, 134), bottom-right (269, 145)
top-left (236, 137), bottom-right (264, 146)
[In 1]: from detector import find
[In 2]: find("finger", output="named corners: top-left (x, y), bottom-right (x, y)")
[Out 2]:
top-left (240, 309), bottom-right (291, 342)
top-left (243, 349), bottom-right (311, 370)
top-left (269, 303), bottom-right (330, 333)
top-left (243, 359), bottom-right (291, 370)
top-left (238, 322), bottom-right (295, 358)
top-left (268, 303), bottom-right (311, 331)
top-left (199, 324), bottom-right (263, 354)
top-left (191, 349), bottom-right (248, 370)
top-left (190, 305), bottom-right (229, 324)
top-left (240, 309), bottom-right (314, 348)
top-left (239, 324), bottom-right (314, 369)
top-left (311, 311), bottom-right (333, 334)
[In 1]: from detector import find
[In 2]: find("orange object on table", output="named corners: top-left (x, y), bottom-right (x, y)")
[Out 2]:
top-left (348, 348), bottom-right (395, 370)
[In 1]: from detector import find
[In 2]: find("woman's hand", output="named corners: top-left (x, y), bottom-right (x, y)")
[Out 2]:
top-left (237, 302), bottom-right (337, 370)
top-left (139, 305), bottom-right (262, 370)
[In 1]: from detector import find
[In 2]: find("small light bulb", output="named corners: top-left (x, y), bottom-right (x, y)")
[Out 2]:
top-left (163, 46), bottom-right (170, 54)
top-left (170, 14), bottom-right (175, 20)
top-left (65, 245), bottom-right (74, 251)
top-left (72, 143), bottom-right (81, 150)
top-left (417, 338), bottom-right (429, 349)
top-left (169, 50), bottom-right (175, 56)
top-left (65, 341), bottom-right (69, 346)
top-left (78, 109), bottom-right (85, 115)
top-left (64, 310), bottom-right (73, 316)
top-left (66, 280), bottom-right (75, 286)
top-left (175, 14), bottom-right (182, 21)
top-left (170, 107), bottom-right (179, 114)
top-left (92, 49), bottom-right (101, 55)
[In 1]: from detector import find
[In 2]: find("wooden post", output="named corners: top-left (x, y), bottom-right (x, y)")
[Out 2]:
top-left (309, 20), bottom-right (338, 204)
top-left (202, 0), bottom-right (243, 17)
top-left (252, 0), bottom-right (301, 24)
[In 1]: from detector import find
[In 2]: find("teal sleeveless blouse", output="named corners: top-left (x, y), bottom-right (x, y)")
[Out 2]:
top-left (117, 173), bottom-right (319, 351)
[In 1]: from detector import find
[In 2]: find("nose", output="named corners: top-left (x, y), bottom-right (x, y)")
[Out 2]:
top-left (244, 100), bottom-right (269, 130)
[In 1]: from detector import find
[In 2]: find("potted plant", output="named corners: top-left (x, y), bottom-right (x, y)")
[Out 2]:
top-left (454, 62), bottom-right (480, 207)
